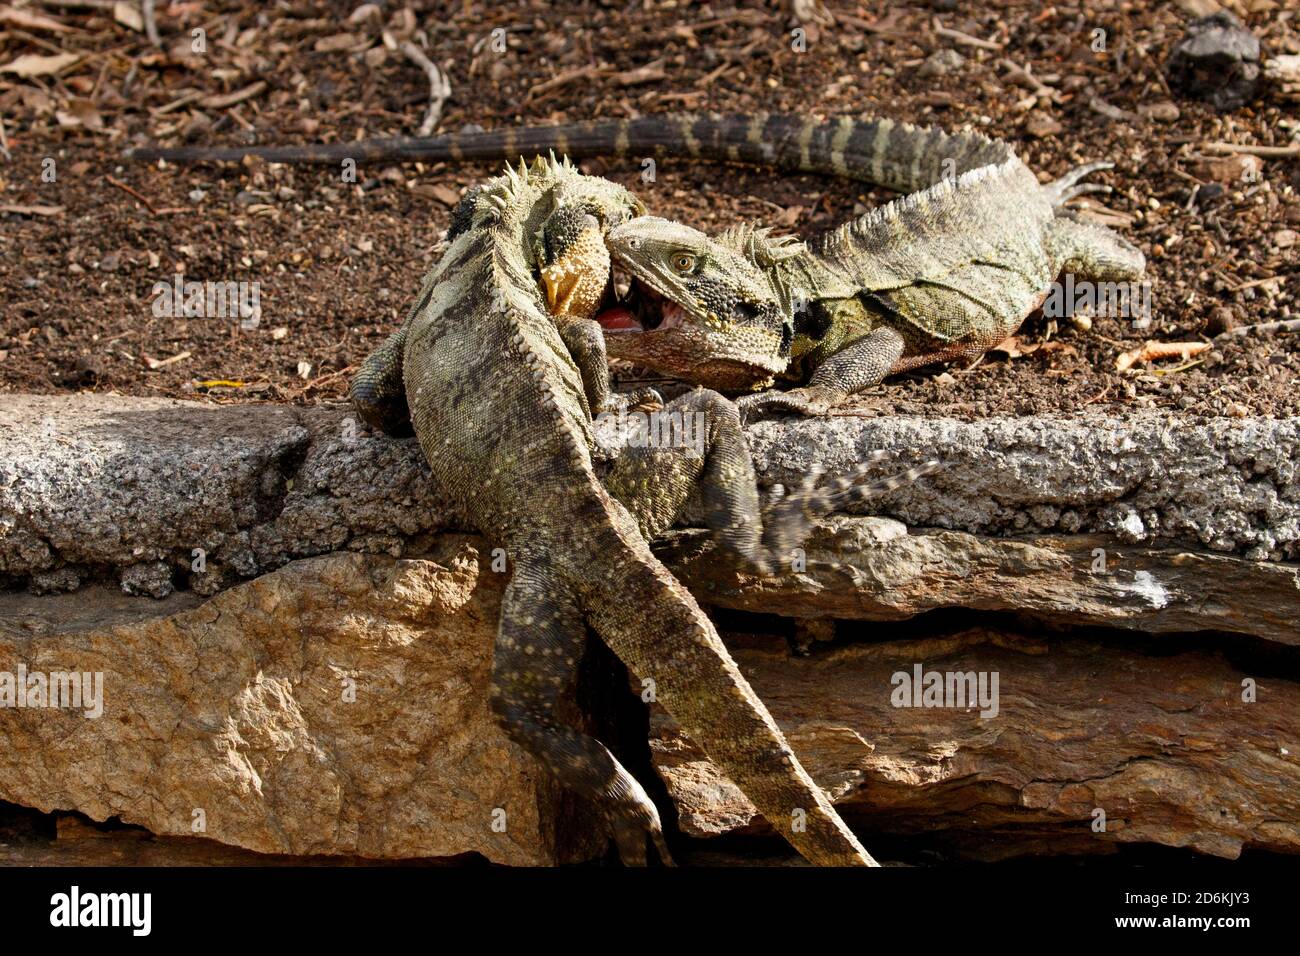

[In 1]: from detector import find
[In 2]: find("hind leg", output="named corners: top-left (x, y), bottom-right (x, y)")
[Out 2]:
top-left (492, 558), bottom-right (671, 865)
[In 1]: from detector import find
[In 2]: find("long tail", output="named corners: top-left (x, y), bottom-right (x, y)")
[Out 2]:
top-left (125, 112), bottom-right (1013, 194)
top-left (582, 495), bottom-right (877, 866)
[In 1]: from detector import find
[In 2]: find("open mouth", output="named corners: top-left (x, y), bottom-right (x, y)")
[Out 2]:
top-left (594, 264), bottom-right (688, 333)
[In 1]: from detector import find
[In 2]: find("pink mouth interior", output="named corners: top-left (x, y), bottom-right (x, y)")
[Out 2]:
top-left (596, 306), bottom-right (641, 331)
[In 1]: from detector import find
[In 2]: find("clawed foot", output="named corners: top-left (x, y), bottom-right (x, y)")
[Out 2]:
top-left (606, 785), bottom-right (675, 866)
top-left (737, 386), bottom-right (840, 424)
top-left (740, 452), bottom-right (943, 576)
top-left (598, 386), bottom-right (664, 417)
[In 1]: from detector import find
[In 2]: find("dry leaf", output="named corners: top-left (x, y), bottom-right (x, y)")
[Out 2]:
top-left (411, 183), bottom-right (462, 206)
top-left (56, 99), bottom-right (104, 130)
top-left (0, 204), bottom-right (65, 216)
top-left (0, 52), bottom-right (82, 77)
top-left (0, 5), bottom-right (73, 33)
top-left (113, 1), bottom-right (143, 32)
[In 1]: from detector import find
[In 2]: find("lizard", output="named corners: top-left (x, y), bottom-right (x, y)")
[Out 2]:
top-left (350, 153), bottom-right (941, 866)
top-left (588, 119), bottom-right (1147, 418)
top-left (128, 113), bottom-right (1144, 417)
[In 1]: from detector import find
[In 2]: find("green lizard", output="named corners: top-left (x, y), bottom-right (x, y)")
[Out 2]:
top-left (350, 155), bottom-right (939, 866)
top-left (591, 118), bottom-right (1147, 418)
top-left (131, 113), bottom-right (1144, 417)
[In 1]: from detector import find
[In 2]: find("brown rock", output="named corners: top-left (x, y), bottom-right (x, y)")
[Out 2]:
top-left (1206, 305), bottom-right (1238, 335)
top-left (650, 629), bottom-right (1300, 860)
top-left (1024, 113), bottom-right (1063, 138)
top-left (661, 519), bottom-right (1300, 646)
top-left (1138, 101), bottom-right (1181, 122)
top-left (1197, 153), bottom-right (1264, 184)
top-left (0, 546), bottom-right (602, 864)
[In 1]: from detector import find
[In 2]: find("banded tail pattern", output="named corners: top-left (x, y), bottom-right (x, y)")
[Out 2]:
top-left (127, 113), bottom-right (1015, 194)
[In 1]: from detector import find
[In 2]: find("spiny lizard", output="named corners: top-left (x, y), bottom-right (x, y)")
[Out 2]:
top-left (131, 113), bottom-right (1144, 418)
top-left (350, 155), bottom-right (938, 866)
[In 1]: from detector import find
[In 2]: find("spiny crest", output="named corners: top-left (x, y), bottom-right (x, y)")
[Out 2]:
top-left (718, 221), bottom-right (806, 268)
top-left (817, 158), bottom-right (1024, 254)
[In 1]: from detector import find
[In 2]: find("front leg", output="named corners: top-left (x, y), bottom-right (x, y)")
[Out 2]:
top-left (603, 387), bottom-right (939, 575)
top-left (560, 317), bottom-right (661, 417)
top-left (558, 318), bottom-right (617, 415)
top-left (737, 326), bottom-right (905, 422)
top-left (349, 323), bottom-right (413, 437)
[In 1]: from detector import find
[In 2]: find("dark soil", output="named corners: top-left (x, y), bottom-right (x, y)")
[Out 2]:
top-left (1, 0), bottom-right (1296, 418)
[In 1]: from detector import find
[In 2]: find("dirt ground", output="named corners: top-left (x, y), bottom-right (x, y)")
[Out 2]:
top-left (0, 0), bottom-right (1296, 419)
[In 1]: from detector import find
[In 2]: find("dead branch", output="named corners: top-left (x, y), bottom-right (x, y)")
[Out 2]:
top-left (401, 41), bottom-right (451, 137)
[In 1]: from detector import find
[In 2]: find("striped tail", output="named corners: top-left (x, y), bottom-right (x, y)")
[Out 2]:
top-left (582, 498), bottom-right (878, 867)
top-left (125, 113), bottom-right (1014, 194)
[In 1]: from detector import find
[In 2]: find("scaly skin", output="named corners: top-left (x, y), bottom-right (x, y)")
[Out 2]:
top-left (350, 156), bottom-right (936, 866)
top-left (130, 113), bottom-right (1143, 417)
top-left (598, 120), bottom-right (1146, 418)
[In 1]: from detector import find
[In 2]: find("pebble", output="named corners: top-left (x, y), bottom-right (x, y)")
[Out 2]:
top-left (1166, 11), bottom-right (1261, 111)
top-left (918, 48), bottom-right (964, 78)
top-left (1138, 101), bottom-right (1181, 122)
top-left (1206, 307), bottom-right (1237, 335)
top-left (1024, 113), bottom-right (1063, 138)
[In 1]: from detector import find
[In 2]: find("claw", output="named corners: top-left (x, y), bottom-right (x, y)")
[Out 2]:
top-left (1043, 161), bottom-right (1114, 210)
top-left (737, 387), bottom-right (837, 425)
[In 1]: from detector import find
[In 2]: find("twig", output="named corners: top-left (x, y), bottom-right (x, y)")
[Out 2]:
top-left (151, 89), bottom-right (203, 115)
top-left (141, 0), bottom-right (160, 47)
top-left (199, 81), bottom-right (267, 110)
top-left (104, 174), bottom-right (158, 214)
top-left (527, 64), bottom-right (607, 101)
top-left (932, 18), bottom-right (1002, 51)
top-left (1081, 384), bottom-right (1111, 406)
top-left (1202, 141), bottom-right (1300, 158)
top-left (1216, 318), bottom-right (1300, 338)
top-left (0, 113), bottom-right (10, 162)
top-left (1115, 341), bottom-right (1210, 373)
top-left (400, 42), bottom-right (451, 137)
top-left (143, 350), bottom-right (191, 370)
top-left (1230, 275), bottom-right (1285, 293)
top-left (33, 0), bottom-right (116, 8)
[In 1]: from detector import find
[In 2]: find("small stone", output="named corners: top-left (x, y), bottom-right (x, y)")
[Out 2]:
top-left (918, 48), bottom-right (964, 78)
top-left (1024, 113), bottom-right (1063, 138)
top-left (1198, 154), bottom-right (1263, 185)
top-left (1138, 101), bottom-right (1181, 122)
top-left (1206, 306), bottom-right (1237, 335)
top-left (188, 188), bottom-right (207, 203)
top-left (1273, 229), bottom-right (1297, 249)
top-left (1165, 11), bottom-right (1261, 111)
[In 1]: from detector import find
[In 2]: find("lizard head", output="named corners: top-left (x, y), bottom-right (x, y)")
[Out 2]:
top-left (535, 162), bottom-right (645, 321)
top-left (598, 217), bottom-right (799, 392)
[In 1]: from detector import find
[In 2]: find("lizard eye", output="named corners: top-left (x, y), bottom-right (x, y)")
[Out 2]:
top-left (672, 253), bottom-right (696, 273)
